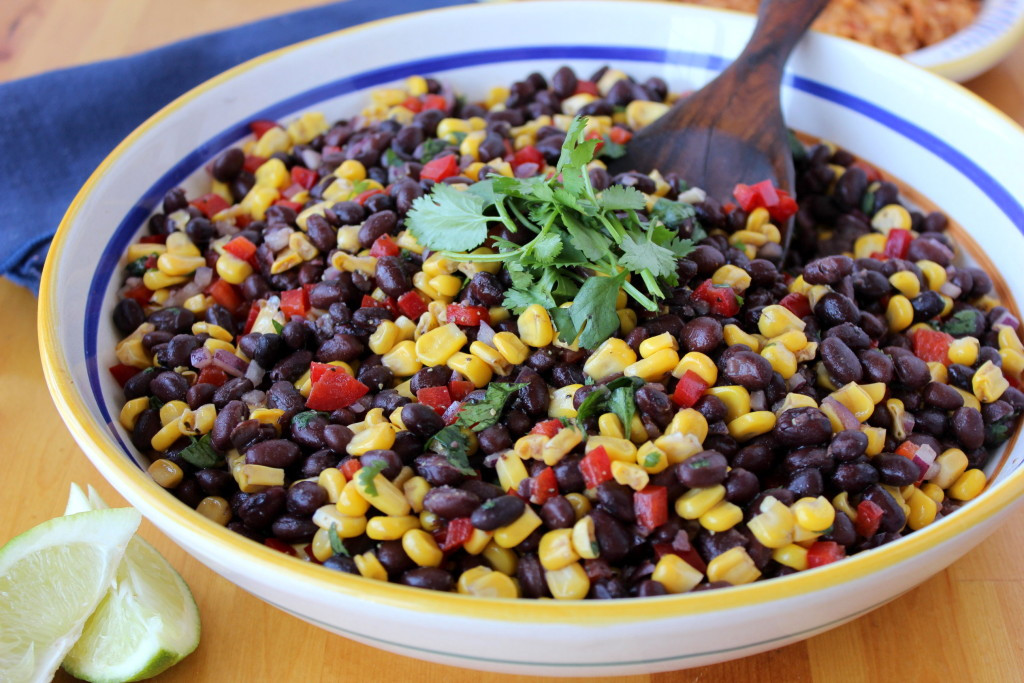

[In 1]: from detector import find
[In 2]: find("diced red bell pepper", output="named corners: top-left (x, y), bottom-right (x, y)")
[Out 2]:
top-left (530, 419), bottom-right (563, 438)
top-left (448, 380), bottom-right (475, 402)
top-left (143, 254), bottom-right (158, 270)
top-left (196, 366), bottom-right (228, 387)
top-left (281, 183), bottom-right (306, 200)
top-left (280, 288), bottom-right (310, 319)
top-left (609, 126), bottom-right (633, 145)
top-left (442, 400), bottom-right (464, 426)
top-left (242, 302), bottom-right (261, 335)
top-left (733, 180), bottom-right (779, 212)
top-left (584, 129), bottom-right (604, 155)
top-left (580, 446), bottom-right (614, 489)
top-left (272, 199), bottom-right (304, 213)
top-left (109, 364), bottom-right (141, 387)
top-left (911, 328), bottom-right (954, 365)
top-left (883, 228), bottom-right (912, 260)
top-left (122, 283), bottom-right (152, 306)
top-left (206, 278), bottom-right (243, 313)
top-left (441, 517), bottom-right (474, 552)
top-left (355, 188), bottom-right (386, 205)
top-left (634, 486), bottom-right (668, 530)
top-left (417, 386), bottom-right (454, 415)
top-left (574, 81), bottom-right (599, 96)
top-left (894, 441), bottom-right (920, 460)
top-left (190, 193), bottom-right (230, 218)
top-left (306, 363), bottom-right (369, 411)
top-left (223, 235), bottom-right (258, 264)
top-left (138, 234), bottom-right (167, 244)
top-left (530, 467), bottom-right (559, 505)
top-left (421, 94), bottom-right (448, 112)
top-left (854, 499), bottom-right (885, 538)
top-left (401, 96), bottom-right (424, 113)
top-left (692, 279), bottom-right (741, 317)
top-left (243, 155), bottom-right (267, 174)
top-left (806, 541), bottom-right (846, 568)
top-left (779, 292), bottom-right (812, 319)
top-left (360, 294), bottom-right (383, 311)
top-left (397, 291), bottom-right (429, 320)
top-left (249, 120), bottom-right (280, 140)
top-left (264, 537), bottom-right (297, 556)
top-left (420, 154), bottom-right (459, 183)
top-left (511, 145), bottom-right (544, 170)
top-left (369, 235), bottom-right (400, 258)
top-left (340, 458), bottom-right (362, 480)
top-left (672, 370), bottom-right (708, 408)
top-left (767, 190), bottom-right (799, 222)
top-left (290, 166), bottom-right (318, 190)
top-left (446, 303), bottom-right (490, 326)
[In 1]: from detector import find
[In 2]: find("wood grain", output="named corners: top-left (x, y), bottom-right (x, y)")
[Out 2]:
top-left (2, 1), bottom-right (1024, 681)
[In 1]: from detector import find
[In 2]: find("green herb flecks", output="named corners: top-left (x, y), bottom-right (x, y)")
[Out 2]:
top-left (407, 116), bottom-right (695, 349)
top-left (574, 376), bottom-right (644, 434)
top-left (178, 434), bottom-right (221, 469)
top-left (428, 426), bottom-right (477, 476)
top-left (419, 138), bottom-right (450, 164)
top-left (356, 461), bottom-right (387, 497)
top-left (941, 309), bottom-right (983, 337)
top-left (328, 524), bottom-right (349, 556)
top-left (456, 382), bottom-right (527, 432)
top-left (291, 410), bottom-right (329, 430)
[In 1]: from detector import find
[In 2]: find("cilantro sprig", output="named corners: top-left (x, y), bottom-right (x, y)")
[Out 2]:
top-left (456, 382), bottom-right (527, 432)
top-left (355, 460), bottom-right (387, 497)
top-left (407, 116), bottom-right (696, 349)
top-left (427, 426), bottom-right (476, 476)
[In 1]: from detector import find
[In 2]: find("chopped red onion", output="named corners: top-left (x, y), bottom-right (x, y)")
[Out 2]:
top-left (190, 346), bottom-right (213, 369)
top-left (477, 320), bottom-right (496, 347)
top-left (213, 349), bottom-right (248, 377)
top-left (749, 390), bottom-right (766, 412)
top-left (900, 412), bottom-right (916, 436)
top-left (939, 281), bottom-right (962, 299)
top-left (193, 266), bottom-right (213, 291)
top-left (322, 267), bottom-right (342, 281)
top-left (677, 187), bottom-right (707, 204)
top-left (924, 461), bottom-right (941, 480)
top-left (786, 372), bottom-right (808, 391)
top-left (241, 390), bottom-right (266, 406)
top-left (823, 396), bottom-right (860, 431)
top-left (244, 360), bottom-right (266, 386)
top-left (993, 310), bottom-right (1021, 332)
top-left (300, 149), bottom-right (322, 170)
top-left (264, 226), bottom-right (293, 252)
top-left (214, 220), bottom-right (239, 237)
top-left (912, 443), bottom-right (938, 479)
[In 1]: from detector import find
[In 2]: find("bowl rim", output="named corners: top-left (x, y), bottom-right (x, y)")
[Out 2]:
top-left (903, 0), bottom-right (1024, 79)
top-left (38, 0), bottom-right (1024, 628)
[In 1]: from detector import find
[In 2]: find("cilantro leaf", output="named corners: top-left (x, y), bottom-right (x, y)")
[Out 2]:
top-left (428, 426), bottom-right (476, 475)
top-left (941, 309), bottom-right (983, 337)
top-left (607, 376), bottom-right (644, 435)
top-left (125, 255), bottom-right (151, 277)
top-left (650, 198), bottom-right (696, 229)
top-left (456, 383), bottom-right (527, 432)
top-left (550, 306), bottom-right (580, 345)
top-left (561, 209), bottom-right (611, 262)
top-left (619, 232), bottom-right (678, 279)
top-left (529, 232), bottom-right (563, 264)
top-left (599, 185), bottom-right (646, 211)
top-left (407, 183), bottom-right (491, 252)
top-left (356, 460), bottom-right (387, 496)
top-left (384, 148), bottom-right (402, 168)
top-left (291, 410), bottom-right (328, 431)
top-left (557, 117), bottom-right (599, 201)
top-left (328, 524), bottom-right (349, 556)
top-left (571, 273), bottom-right (626, 349)
top-left (598, 136), bottom-right (627, 159)
top-left (272, 319), bottom-right (284, 334)
top-left (503, 287), bottom-right (555, 314)
top-left (148, 395), bottom-right (164, 411)
top-left (419, 138), bottom-right (449, 164)
top-left (178, 434), bottom-right (221, 469)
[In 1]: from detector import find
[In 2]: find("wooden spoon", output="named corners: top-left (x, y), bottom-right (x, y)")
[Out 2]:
top-left (609, 0), bottom-right (830, 255)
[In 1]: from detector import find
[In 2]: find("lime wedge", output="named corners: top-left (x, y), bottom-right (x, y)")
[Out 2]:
top-left (61, 485), bottom-right (201, 683)
top-left (0, 507), bottom-right (141, 683)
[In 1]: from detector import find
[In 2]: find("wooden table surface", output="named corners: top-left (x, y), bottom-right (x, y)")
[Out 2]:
top-left (3, 2), bottom-right (1024, 681)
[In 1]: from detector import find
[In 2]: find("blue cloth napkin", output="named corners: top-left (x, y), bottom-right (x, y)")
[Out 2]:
top-left (0, 0), bottom-right (470, 293)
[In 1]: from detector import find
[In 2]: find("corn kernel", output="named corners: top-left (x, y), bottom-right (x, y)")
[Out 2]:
top-left (723, 324), bottom-right (760, 352)
top-left (457, 566), bottom-right (519, 598)
top-left (948, 336), bottom-right (980, 366)
top-left (652, 554), bottom-right (703, 594)
top-left (830, 382), bottom-right (875, 422)
top-left (699, 501), bottom-right (743, 532)
top-left (906, 488), bottom-right (938, 530)
top-left (493, 332), bottom-right (529, 365)
top-left (583, 337), bottom-right (637, 380)
top-left (636, 442), bottom-right (669, 474)
top-left (761, 343), bottom-right (797, 379)
top-left (463, 528), bottom-right (494, 556)
top-left (346, 423), bottom-right (396, 455)
top-left (517, 304), bottom-right (555, 347)
top-left (542, 426), bottom-right (583, 466)
top-left (148, 459), bottom-right (183, 488)
top-left (871, 204), bottom-right (912, 233)
top-left (493, 506), bottom-right (543, 548)
top-left (727, 411), bottom-right (776, 441)
top-left (772, 544), bottom-right (809, 571)
top-left (791, 496), bottom-right (836, 532)
top-left (747, 496), bottom-right (795, 548)
top-left (366, 515), bottom-right (421, 541)
top-left (496, 451), bottom-right (530, 493)
top-left (712, 264), bottom-right (752, 292)
top-left (921, 483), bottom-right (945, 505)
top-left (707, 546), bottom-right (761, 585)
top-left (354, 551), bottom-right (388, 581)
top-left (611, 461), bottom-right (650, 491)
top-left (973, 360), bottom-right (1009, 403)
top-left (539, 528), bottom-right (580, 571)
top-left (886, 295), bottom-right (914, 332)
top-left (917, 260), bottom-right (947, 291)
top-left (196, 496), bottom-right (232, 525)
top-left (705, 386), bottom-right (751, 422)
top-left (655, 431), bottom-right (704, 465)
top-left (447, 351), bottom-right (493, 388)
top-left (639, 332), bottom-right (678, 358)
top-left (544, 562), bottom-right (590, 600)
top-left (415, 323), bottom-right (467, 367)
top-left (598, 413), bottom-right (624, 438)
top-left (624, 99), bottom-right (669, 129)
top-left (888, 271), bottom-right (921, 298)
top-left (675, 485), bottom-right (726, 520)
top-left (672, 351), bottom-right (718, 385)
top-left (664, 409), bottom-right (709, 443)
top-left (758, 305), bottom-right (806, 338)
top-left (118, 397), bottom-right (150, 431)
top-left (624, 348), bottom-right (679, 382)
top-left (949, 468), bottom-right (986, 501)
top-left (402, 528), bottom-right (443, 567)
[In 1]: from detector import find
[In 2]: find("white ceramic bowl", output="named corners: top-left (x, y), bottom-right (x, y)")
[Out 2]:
top-left (906, 0), bottom-right (1024, 81)
top-left (39, 1), bottom-right (1024, 676)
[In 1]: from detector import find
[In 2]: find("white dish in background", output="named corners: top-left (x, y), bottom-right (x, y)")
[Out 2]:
top-left (39, 1), bottom-right (1024, 676)
top-left (905, 0), bottom-right (1024, 81)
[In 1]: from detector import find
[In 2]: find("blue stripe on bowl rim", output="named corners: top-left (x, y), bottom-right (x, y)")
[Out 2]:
top-left (84, 44), bottom-right (1024, 464)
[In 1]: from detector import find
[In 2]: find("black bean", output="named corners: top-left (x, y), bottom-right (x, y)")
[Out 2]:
top-left (470, 495), bottom-right (524, 531)
top-left (814, 292), bottom-right (860, 328)
top-left (235, 486), bottom-right (286, 528)
top-left (885, 347), bottom-right (931, 389)
top-left (423, 486), bottom-right (480, 520)
top-left (550, 66), bottom-right (578, 98)
top-left (951, 406), bottom-right (985, 450)
top-left (873, 454), bottom-right (920, 487)
top-left (859, 484), bottom-right (906, 534)
top-left (921, 382), bottom-right (963, 411)
top-left (731, 441), bottom-right (775, 472)
top-left (595, 482), bottom-right (636, 522)
top-left (829, 430), bottom-right (868, 461)
top-left (316, 334), bottom-right (363, 363)
top-left (803, 255), bottom-right (854, 285)
top-left (414, 453), bottom-right (466, 487)
top-left (831, 462), bottom-right (879, 492)
top-left (820, 337), bottom-right (863, 385)
top-left (550, 363), bottom-right (585, 388)
top-left (361, 449), bottom-right (403, 480)
top-left (789, 468), bottom-right (824, 498)
top-left (690, 245), bottom-right (725, 277)
top-left (400, 567), bottom-right (453, 592)
top-left (538, 496), bottom-right (575, 530)
top-left (245, 439), bottom-right (301, 468)
top-left (358, 210), bottom-right (397, 248)
top-left (907, 237), bottom-right (954, 267)
top-left (477, 424), bottom-right (512, 454)
top-left (724, 468), bottom-right (759, 504)
top-left (590, 508), bottom-right (631, 563)
top-left (113, 298), bottom-right (145, 335)
top-left (634, 385), bottom-right (674, 428)
top-left (286, 481), bottom-right (328, 516)
top-left (375, 256), bottom-right (411, 298)
top-left (783, 447), bottom-right (833, 474)
top-left (824, 323), bottom-right (871, 351)
top-left (823, 511), bottom-right (857, 547)
top-left (773, 407), bottom-right (832, 447)
top-left (131, 408), bottom-right (162, 452)
top-left (212, 377), bottom-right (253, 409)
top-left (676, 451), bottom-right (728, 488)
top-left (693, 395), bottom-right (728, 424)
top-left (271, 515), bottom-right (318, 543)
top-left (323, 555), bottom-right (359, 574)
top-left (859, 349), bottom-right (894, 384)
top-left (681, 317), bottom-right (723, 353)
top-left (401, 403), bottom-right (445, 438)
top-left (410, 366), bottom-right (451, 394)
top-left (210, 400), bottom-right (248, 451)
top-left (911, 291), bottom-right (946, 322)
top-left (515, 366), bottom-right (550, 416)
top-left (195, 468), bottom-right (233, 496)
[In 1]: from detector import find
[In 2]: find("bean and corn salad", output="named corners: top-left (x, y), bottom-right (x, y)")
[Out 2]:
top-left (109, 66), bottom-right (1024, 600)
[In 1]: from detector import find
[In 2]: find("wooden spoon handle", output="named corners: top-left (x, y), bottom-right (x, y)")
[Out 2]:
top-left (732, 0), bottom-right (831, 80)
